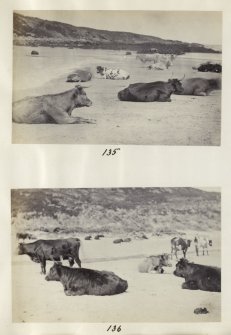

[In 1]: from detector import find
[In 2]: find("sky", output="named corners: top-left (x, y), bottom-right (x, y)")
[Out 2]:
top-left (16, 10), bottom-right (222, 46)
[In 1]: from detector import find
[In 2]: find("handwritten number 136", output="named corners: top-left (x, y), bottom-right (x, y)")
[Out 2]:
top-left (107, 325), bottom-right (121, 332)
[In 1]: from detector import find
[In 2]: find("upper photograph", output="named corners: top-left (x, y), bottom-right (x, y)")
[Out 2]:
top-left (12, 11), bottom-right (222, 145)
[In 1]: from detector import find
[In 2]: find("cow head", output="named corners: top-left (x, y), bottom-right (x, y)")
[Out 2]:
top-left (168, 78), bottom-right (184, 94)
top-left (96, 66), bottom-right (105, 74)
top-left (209, 240), bottom-right (213, 246)
top-left (45, 262), bottom-right (62, 281)
top-left (160, 253), bottom-right (172, 267)
top-left (173, 258), bottom-right (190, 277)
top-left (17, 243), bottom-right (25, 255)
top-left (72, 86), bottom-right (92, 107)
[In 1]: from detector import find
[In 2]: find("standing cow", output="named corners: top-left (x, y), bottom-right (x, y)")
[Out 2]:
top-left (18, 238), bottom-right (81, 274)
top-left (171, 237), bottom-right (191, 259)
top-left (45, 263), bottom-right (128, 296)
top-left (194, 236), bottom-right (212, 256)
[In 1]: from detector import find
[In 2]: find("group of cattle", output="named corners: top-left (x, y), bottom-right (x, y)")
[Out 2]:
top-left (12, 50), bottom-right (221, 124)
top-left (17, 234), bottom-right (221, 296)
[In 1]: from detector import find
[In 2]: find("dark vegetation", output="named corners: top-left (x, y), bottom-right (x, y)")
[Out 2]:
top-left (11, 188), bottom-right (220, 234)
top-left (13, 13), bottom-right (220, 55)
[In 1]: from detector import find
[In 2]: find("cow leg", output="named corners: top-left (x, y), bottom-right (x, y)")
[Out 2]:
top-left (182, 280), bottom-right (199, 290)
top-left (158, 94), bottom-right (170, 102)
top-left (45, 105), bottom-right (95, 124)
top-left (193, 89), bottom-right (206, 96)
top-left (73, 255), bottom-right (81, 268)
top-left (195, 245), bottom-right (199, 256)
top-left (68, 257), bottom-right (74, 267)
top-left (183, 249), bottom-right (186, 258)
top-left (40, 259), bottom-right (46, 275)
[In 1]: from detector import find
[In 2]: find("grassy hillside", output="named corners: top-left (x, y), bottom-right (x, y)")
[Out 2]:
top-left (13, 13), bottom-right (220, 54)
top-left (11, 188), bottom-right (220, 234)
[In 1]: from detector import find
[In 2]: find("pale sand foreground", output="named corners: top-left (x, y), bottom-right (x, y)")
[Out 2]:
top-left (12, 48), bottom-right (221, 145)
top-left (12, 233), bottom-right (221, 322)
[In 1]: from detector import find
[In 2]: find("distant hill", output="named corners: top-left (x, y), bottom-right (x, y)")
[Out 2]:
top-left (11, 188), bottom-right (220, 234)
top-left (13, 13), bottom-right (220, 55)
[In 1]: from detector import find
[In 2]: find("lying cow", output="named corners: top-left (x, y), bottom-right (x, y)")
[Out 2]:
top-left (13, 86), bottom-right (94, 124)
top-left (18, 238), bottom-right (81, 274)
top-left (173, 258), bottom-right (221, 292)
top-left (16, 232), bottom-right (35, 241)
top-left (175, 78), bottom-right (221, 96)
top-left (171, 237), bottom-right (191, 259)
top-left (45, 263), bottom-right (128, 296)
top-left (96, 66), bottom-right (130, 80)
top-left (118, 79), bottom-right (183, 102)
top-left (66, 69), bottom-right (92, 82)
top-left (138, 254), bottom-right (172, 273)
top-left (113, 239), bottom-right (123, 244)
top-left (85, 235), bottom-right (92, 240)
top-left (194, 236), bottom-right (212, 256)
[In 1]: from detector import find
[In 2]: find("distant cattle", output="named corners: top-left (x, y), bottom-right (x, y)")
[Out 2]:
top-left (18, 238), bottom-right (81, 274)
top-left (173, 258), bottom-right (221, 292)
top-left (138, 254), bottom-right (172, 273)
top-left (16, 232), bottom-right (35, 241)
top-left (118, 79), bottom-right (183, 102)
top-left (85, 235), bottom-right (92, 240)
top-left (96, 66), bottom-right (130, 80)
top-left (194, 236), bottom-right (212, 256)
top-left (197, 62), bottom-right (222, 73)
top-left (175, 78), bottom-right (221, 96)
top-left (136, 54), bottom-right (160, 63)
top-left (126, 51), bottom-right (132, 55)
top-left (45, 263), bottom-right (128, 296)
top-left (66, 70), bottom-right (92, 82)
top-left (13, 86), bottom-right (93, 124)
top-left (31, 50), bottom-right (39, 56)
top-left (171, 237), bottom-right (191, 259)
top-left (94, 234), bottom-right (104, 240)
top-left (113, 239), bottom-right (123, 244)
top-left (123, 238), bottom-right (131, 243)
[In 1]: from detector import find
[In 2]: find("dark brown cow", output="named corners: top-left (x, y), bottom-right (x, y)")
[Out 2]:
top-left (171, 237), bottom-right (191, 259)
top-left (45, 263), bottom-right (128, 296)
top-left (18, 238), bottom-right (81, 274)
top-left (13, 86), bottom-right (93, 124)
top-left (118, 79), bottom-right (183, 102)
top-left (175, 78), bottom-right (221, 96)
top-left (138, 254), bottom-right (172, 273)
top-left (173, 258), bottom-right (221, 292)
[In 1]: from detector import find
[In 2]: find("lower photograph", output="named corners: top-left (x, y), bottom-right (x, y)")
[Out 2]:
top-left (11, 187), bottom-right (221, 323)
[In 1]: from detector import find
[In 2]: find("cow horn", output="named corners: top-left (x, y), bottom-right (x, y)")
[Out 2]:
top-left (179, 74), bottom-right (185, 81)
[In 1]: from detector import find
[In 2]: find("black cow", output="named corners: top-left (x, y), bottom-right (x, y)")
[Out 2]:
top-left (171, 237), bottom-right (191, 259)
top-left (85, 235), bottom-right (92, 240)
top-left (173, 258), bottom-right (221, 292)
top-left (118, 79), bottom-right (184, 102)
top-left (45, 263), bottom-right (128, 296)
top-left (18, 238), bottom-right (81, 274)
top-left (113, 239), bottom-right (123, 244)
top-left (31, 50), bottom-right (39, 56)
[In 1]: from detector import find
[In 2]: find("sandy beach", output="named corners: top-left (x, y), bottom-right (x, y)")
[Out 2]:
top-left (12, 231), bottom-right (221, 323)
top-left (12, 47), bottom-right (221, 145)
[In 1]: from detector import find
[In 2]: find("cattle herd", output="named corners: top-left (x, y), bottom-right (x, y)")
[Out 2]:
top-left (12, 51), bottom-right (221, 124)
top-left (17, 234), bottom-right (221, 297)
